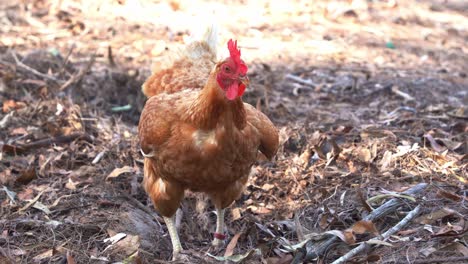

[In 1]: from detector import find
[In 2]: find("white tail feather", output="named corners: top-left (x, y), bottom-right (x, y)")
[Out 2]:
top-left (151, 20), bottom-right (219, 74)
top-left (186, 21), bottom-right (219, 59)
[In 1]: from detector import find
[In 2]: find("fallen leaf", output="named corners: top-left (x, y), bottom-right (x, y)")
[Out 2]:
top-left (432, 223), bottom-right (464, 237)
top-left (65, 178), bottom-right (78, 190)
top-left (10, 127), bottom-right (28, 135)
top-left (113, 234), bottom-right (140, 255)
top-left (261, 183), bottom-right (275, 191)
top-left (106, 166), bottom-right (134, 180)
top-left (424, 133), bottom-right (446, 152)
top-left (366, 255), bottom-right (381, 262)
top-left (66, 251), bottom-right (76, 264)
top-left (350, 220), bottom-right (379, 236)
top-left (32, 201), bottom-right (51, 214)
top-left (15, 167), bottom-right (37, 185)
top-left (366, 239), bottom-right (393, 247)
top-left (33, 249), bottom-right (54, 262)
top-left (104, 233), bottom-right (127, 244)
top-left (19, 189), bottom-right (46, 213)
top-left (356, 147), bottom-right (372, 163)
top-left (437, 138), bottom-right (463, 151)
top-left (225, 233), bottom-right (242, 257)
top-left (11, 248), bottom-right (26, 256)
top-left (248, 205), bottom-right (272, 215)
top-left (1, 186), bottom-right (17, 203)
top-left (3, 99), bottom-right (25, 113)
top-left (69, 165), bottom-right (96, 179)
top-left (397, 228), bottom-right (419, 236)
top-left (325, 230), bottom-right (355, 244)
top-left (439, 242), bottom-right (468, 257)
top-left (231, 207), bottom-right (242, 221)
top-left (436, 190), bottom-right (462, 202)
top-left (380, 150), bottom-right (393, 171)
top-left (416, 208), bottom-right (456, 224)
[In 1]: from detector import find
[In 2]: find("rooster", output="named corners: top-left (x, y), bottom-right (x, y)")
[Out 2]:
top-left (138, 25), bottom-right (279, 259)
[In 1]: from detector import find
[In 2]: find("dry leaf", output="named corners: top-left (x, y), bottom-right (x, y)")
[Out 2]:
top-left (248, 205), bottom-right (272, 215)
top-left (113, 234), bottom-right (140, 255)
top-left (416, 208), bottom-right (456, 224)
top-left (11, 249), bottom-right (26, 256)
top-left (2, 99), bottom-right (25, 112)
top-left (106, 166), bottom-right (134, 180)
top-left (357, 147), bottom-right (372, 163)
top-left (436, 190), bottom-right (462, 202)
top-left (351, 220), bottom-right (379, 236)
top-left (366, 239), bottom-right (393, 247)
top-left (424, 133), bottom-right (446, 152)
top-left (325, 230), bottom-right (355, 244)
top-left (32, 201), bottom-right (51, 214)
top-left (420, 246), bottom-right (437, 257)
top-left (33, 249), bottom-right (53, 262)
top-left (439, 242), bottom-right (468, 257)
top-left (261, 183), bottom-right (275, 191)
top-left (10, 127), bottom-right (28, 135)
top-left (432, 223), bottom-right (464, 237)
top-left (225, 233), bottom-right (242, 257)
top-left (67, 251), bottom-right (76, 264)
top-left (397, 228), bottom-right (419, 236)
top-left (65, 178), bottom-right (78, 190)
top-left (15, 167), bottom-right (37, 185)
top-left (17, 188), bottom-right (34, 200)
top-left (104, 233), bottom-right (127, 244)
top-left (231, 207), bottom-right (242, 221)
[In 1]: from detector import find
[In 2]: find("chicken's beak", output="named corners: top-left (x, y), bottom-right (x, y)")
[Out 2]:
top-left (238, 75), bottom-right (250, 87)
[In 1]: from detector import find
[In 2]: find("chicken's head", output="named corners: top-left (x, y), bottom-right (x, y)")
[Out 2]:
top-left (216, 39), bottom-right (249, 100)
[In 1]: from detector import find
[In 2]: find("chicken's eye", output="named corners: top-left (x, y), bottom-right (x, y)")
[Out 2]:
top-left (223, 65), bottom-right (231, 73)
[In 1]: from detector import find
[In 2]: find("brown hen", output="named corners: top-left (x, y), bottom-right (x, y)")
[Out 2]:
top-left (138, 26), bottom-right (279, 259)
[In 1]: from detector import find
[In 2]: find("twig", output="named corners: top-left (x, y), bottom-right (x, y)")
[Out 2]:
top-left (10, 51), bottom-right (59, 82)
top-left (2, 133), bottom-right (93, 154)
top-left (285, 74), bottom-right (317, 87)
top-left (331, 205), bottom-right (422, 264)
top-left (108, 46), bottom-right (116, 68)
top-left (293, 183), bottom-right (428, 263)
top-left (391, 85), bottom-right (415, 101)
top-left (58, 43), bottom-right (76, 76)
top-left (18, 190), bottom-right (46, 213)
top-left (92, 150), bottom-right (106, 164)
top-left (59, 53), bottom-right (96, 91)
top-left (121, 192), bottom-right (163, 226)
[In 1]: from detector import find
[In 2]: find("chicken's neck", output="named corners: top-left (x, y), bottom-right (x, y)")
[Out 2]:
top-left (186, 76), bottom-right (246, 130)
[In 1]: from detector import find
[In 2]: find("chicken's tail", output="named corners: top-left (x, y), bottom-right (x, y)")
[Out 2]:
top-left (185, 21), bottom-right (219, 60)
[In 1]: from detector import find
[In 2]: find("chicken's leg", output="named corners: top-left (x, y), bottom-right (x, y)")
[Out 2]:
top-left (163, 215), bottom-right (183, 259)
top-left (212, 207), bottom-right (225, 247)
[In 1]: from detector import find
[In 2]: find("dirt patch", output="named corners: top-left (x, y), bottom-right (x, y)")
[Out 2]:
top-left (1, 1), bottom-right (467, 263)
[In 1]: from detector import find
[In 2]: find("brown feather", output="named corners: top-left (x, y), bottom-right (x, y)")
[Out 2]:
top-left (139, 46), bottom-right (279, 218)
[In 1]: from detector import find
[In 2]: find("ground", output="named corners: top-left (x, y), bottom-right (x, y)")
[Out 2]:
top-left (0, 0), bottom-right (467, 263)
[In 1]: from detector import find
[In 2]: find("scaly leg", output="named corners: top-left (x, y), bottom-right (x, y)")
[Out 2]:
top-left (212, 207), bottom-right (225, 247)
top-left (163, 215), bottom-right (183, 259)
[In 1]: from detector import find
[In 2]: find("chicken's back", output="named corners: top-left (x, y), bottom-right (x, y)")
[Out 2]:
top-left (142, 25), bottom-right (218, 97)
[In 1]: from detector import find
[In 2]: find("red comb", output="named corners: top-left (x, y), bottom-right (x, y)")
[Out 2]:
top-left (227, 39), bottom-right (248, 75)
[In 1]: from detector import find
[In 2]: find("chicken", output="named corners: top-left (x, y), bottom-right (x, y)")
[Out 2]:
top-left (138, 25), bottom-right (279, 259)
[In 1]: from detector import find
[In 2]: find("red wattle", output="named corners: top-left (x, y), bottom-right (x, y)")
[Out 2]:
top-left (226, 82), bottom-right (239, 100)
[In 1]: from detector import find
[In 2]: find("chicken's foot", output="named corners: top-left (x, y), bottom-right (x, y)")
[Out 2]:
top-left (163, 215), bottom-right (183, 259)
top-left (212, 208), bottom-right (225, 247)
